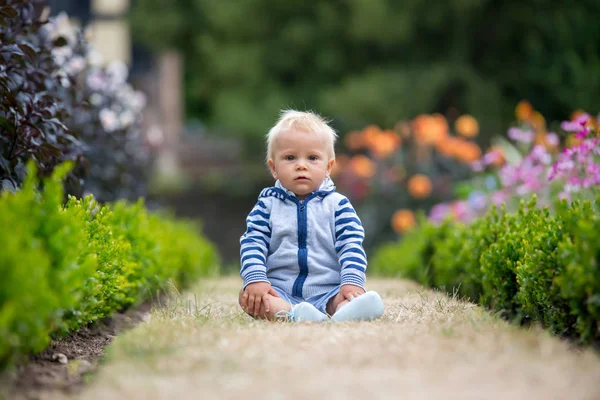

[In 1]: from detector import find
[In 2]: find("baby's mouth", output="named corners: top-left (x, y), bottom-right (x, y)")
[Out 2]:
top-left (295, 176), bottom-right (310, 181)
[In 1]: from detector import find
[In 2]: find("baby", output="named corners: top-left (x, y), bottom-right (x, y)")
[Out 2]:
top-left (238, 110), bottom-right (384, 322)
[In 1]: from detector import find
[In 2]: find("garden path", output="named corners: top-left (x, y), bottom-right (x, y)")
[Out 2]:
top-left (77, 277), bottom-right (600, 400)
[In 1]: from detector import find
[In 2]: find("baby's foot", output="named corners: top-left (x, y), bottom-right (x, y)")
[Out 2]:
top-left (275, 302), bottom-right (329, 322)
top-left (331, 291), bottom-right (384, 322)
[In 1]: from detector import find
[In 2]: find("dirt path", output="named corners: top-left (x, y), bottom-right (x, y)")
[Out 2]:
top-left (76, 277), bottom-right (600, 400)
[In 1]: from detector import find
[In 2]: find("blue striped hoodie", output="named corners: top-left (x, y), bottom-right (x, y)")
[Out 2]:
top-left (239, 177), bottom-right (367, 299)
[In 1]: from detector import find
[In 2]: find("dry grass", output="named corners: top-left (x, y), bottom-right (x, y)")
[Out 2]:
top-left (76, 277), bottom-right (600, 400)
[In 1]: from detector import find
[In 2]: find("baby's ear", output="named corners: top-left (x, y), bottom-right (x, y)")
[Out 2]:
top-left (327, 158), bottom-right (335, 176)
top-left (268, 159), bottom-right (277, 179)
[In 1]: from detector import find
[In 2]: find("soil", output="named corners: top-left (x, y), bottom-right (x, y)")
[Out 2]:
top-left (0, 299), bottom-right (157, 400)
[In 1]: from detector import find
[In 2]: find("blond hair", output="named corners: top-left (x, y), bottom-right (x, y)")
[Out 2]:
top-left (265, 109), bottom-right (337, 165)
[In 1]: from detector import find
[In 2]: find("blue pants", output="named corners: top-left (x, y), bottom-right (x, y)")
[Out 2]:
top-left (272, 285), bottom-right (341, 314)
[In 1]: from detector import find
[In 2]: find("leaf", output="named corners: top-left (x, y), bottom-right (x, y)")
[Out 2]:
top-left (0, 155), bottom-right (9, 171)
top-left (0, 116), bottom-right (15, 135)
top-left (0, 7), bottom-right (18, 19)
top-left (18, 44), bottom-right (36, 63)
top-left (1, 178), bottom-right (17, 192)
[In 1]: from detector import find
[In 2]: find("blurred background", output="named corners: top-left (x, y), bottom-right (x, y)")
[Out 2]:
top-left (44, 0), bottom-right (600, 268)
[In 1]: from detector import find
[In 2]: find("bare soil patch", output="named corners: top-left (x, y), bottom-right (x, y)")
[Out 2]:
top-left (0, 298), bottom-right (158, 400)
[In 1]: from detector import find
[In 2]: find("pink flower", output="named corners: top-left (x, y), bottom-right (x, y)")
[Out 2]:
top-left (560, 113), bottom-right (590, 132)
top-left (546, 132), bottom-right (559, 147)
top-left (429, 203), bottom-right (451, 223)
top-left (508, 127), bottom-right (534, 143)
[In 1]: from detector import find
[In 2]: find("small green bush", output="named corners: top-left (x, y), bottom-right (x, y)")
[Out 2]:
top-left (515, 203), bottom-right (573, 337)
top-left (0, 162), bottom-right (218, 368)
top-left (555, 196), bottom-right (600, 342)
top-left (371, 191), bottom-right (600, 344)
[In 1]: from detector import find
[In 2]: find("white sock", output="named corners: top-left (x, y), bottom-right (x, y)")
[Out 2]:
top-left (290, 302), bottom-right (329, 322)
top-left (331, 291), bottom-right (384, 322)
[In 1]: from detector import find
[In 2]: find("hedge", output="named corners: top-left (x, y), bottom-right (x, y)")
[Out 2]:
top-left (371, 192), bottom-right (600, 344)
top-left (0, 162), bottom-right (219, 369)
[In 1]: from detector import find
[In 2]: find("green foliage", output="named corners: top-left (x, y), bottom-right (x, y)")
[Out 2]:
top-left (370, 227), bottom-right (430, 285)
top-left (0, 162), bottom-right (218, 369)
top-left (371, 218), bottom-right (453, 286)
top-left (370, 191), bottom-right (600, 344)
top-left (479, 205), bottom-right (525, 317)
top-left (555, 196), bottom-right (600, 342)
top-left (130, 0), bottom-right (599, 152)
top-left (515, 202), bottom-right (572, 336)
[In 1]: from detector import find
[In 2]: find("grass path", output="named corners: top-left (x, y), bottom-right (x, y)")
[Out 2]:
top-left (77, 277), bottom-right (600, 400)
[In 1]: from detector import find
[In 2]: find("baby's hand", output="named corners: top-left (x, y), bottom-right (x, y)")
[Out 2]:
top-left (340, 284), bottom-right (366, 301)
top-left (241, 282), bottom-right (279, 316)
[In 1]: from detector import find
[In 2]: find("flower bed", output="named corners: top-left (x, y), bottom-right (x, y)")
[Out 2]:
top-left (0, 162), bottom-right (219, 369)
top-left (371, 108), bottom-right (600, 343)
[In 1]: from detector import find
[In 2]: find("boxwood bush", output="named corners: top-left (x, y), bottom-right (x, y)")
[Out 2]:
top-left (371, 192), bottom-right (600, 344)
top-left (0, 163), bottom-right (218, 369)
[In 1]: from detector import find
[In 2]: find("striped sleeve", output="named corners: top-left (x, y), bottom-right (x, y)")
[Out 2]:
top-left (239, 199), bottom-right (272, 289)
top-left (334, 196), bottom-right (367, 288)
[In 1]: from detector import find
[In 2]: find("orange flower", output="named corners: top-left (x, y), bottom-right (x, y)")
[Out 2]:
top-left (456, 141), bottom-right (482, 163)
top-left (454, 114), bottom-right (479, 138)
top-left (413, 114), bottom-right (449, 145)
top-left (515, 100), bottom-right (533, 121)
top-left (407, 174), bottom-right (432, 199)
top-left (370, 129), bottom-right (401, 159)
top-left (361, 124), bottom-right (383, 149)
top-left (391, 209), bottom-right (416, 234)
top-left (530, 111), bottom-right (546, 132)
top-left (344, 131), bottom-right (364, 151)
top-left (349, 155), bottom-right (376, 179)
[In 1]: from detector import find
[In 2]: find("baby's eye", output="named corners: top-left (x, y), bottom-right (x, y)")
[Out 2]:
top-left (309, 155), bottom-right (319, 161)
top-left (285, 155), bottom-right (295, 161)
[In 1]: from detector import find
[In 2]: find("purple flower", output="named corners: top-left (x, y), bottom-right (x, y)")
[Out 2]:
top-left (560, 113), bottom-right (590, 132)
top-left (499, 164), bottom-right (519, 187)
top-left (508, 127), bottom-right (534, 143)
top-left (491, 190), bottom-right (509, 206)
top-left (468, 191), bottom-right (488, 211)
top-left (471, 160), bottom-right (484, 172)
top-left (429, 203), bottom-right (451, 223)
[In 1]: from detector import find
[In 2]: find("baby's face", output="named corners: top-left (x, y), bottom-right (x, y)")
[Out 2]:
top-left (268, 128), bottom-right (335, 199)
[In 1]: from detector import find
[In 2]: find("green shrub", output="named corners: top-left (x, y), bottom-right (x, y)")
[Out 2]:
top-left (515, 203), bottom-right (573, 337)
top-left (0, 162), bottom-right (218, 368)
top-left (480, 201), bottom-right (534, 319)
top-left (370, 227), bottom-right (430, 285)
top-left (0, 163), bottom-right (96, 365)
top-left (556, 196), bottom-right (600, 342)
top-left (370, 218), bottom-right (453, 286)
top-left (371, 191), bottom-right (600, 344)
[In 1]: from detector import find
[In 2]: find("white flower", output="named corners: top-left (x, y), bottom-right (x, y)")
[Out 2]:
top-left (59, 75), bottom-right (71, 88)
top-left (87, 49), bottom-right (104, 67)
top-left (87, 71), bottom-right (105, 91)
top-left (131, 92), bottom-right (147, 112)
top-left (106, 61), bottom-right (128, 84)
top-left (119, 111), bottom-right (135, 128)
top-left (47, 12), bottom-right (78, 47)
top-left (99, 109), bottom-right (119, 132)
top-left (68, 56), bottom-right (86, 75)
top-left (51, 46), bottom-right (72, 66)
top-left (89, 93), bottom-right (103, 106)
